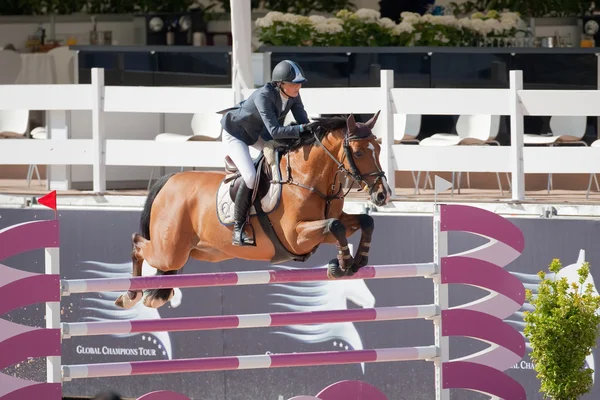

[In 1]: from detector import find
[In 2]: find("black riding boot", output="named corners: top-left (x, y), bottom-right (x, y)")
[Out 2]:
top-left (232, 181), bottom-right (255, 246)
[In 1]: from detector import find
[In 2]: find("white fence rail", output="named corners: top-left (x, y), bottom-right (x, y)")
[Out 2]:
top-left (1, 67), bottom-right (600, 201)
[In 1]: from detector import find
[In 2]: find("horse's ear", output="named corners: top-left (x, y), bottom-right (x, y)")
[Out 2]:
top-left (346, 114), bottom-right (356, 133)
top-left (365, 110), bottom-right (380, 129)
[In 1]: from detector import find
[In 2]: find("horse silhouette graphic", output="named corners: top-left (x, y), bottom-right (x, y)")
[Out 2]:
top-left (75, 260), bottom-right (181, 360)
top-left (267, 263), bottom-right (376, 374)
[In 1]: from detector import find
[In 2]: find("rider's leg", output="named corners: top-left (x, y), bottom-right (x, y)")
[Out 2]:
top-left (222, 130), bottom-right (256, 246)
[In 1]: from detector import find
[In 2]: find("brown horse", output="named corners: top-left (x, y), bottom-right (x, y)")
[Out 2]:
top-left (115, 112), bottom-right (392, 309)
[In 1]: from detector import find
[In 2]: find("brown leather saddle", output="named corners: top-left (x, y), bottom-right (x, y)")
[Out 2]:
top-left (223, 152), bottom-right (273, 205)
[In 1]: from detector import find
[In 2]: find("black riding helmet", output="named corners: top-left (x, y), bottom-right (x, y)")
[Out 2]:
top-left (271, 60), bottom-right (307, 84)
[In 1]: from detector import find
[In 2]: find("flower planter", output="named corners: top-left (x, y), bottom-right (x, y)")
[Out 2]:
top-left (254, 9), bottom-right (526, 48)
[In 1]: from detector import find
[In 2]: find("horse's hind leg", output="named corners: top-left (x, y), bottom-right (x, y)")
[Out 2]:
top-left (143, 269), bottom-right (177, 308)
top-left (134, 235), bottom-right (191, 309)
top-left (115, 234), bottom-right (145, 309)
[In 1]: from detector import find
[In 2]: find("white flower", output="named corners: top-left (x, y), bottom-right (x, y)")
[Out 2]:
top-left (400, 12), bottom-right (420, 24)
top-left (468, 18), bottom-right (493, 35)
top-left (354, 8), bottom-right (381, 21)
top-left (500, 11), bottom-right (520, 22)
top-left (457, 17), bottom-right (472, 30)
top-left (499, 11), bottom-right (523, 30)
top-left (336, 9), bottom-right (353, 19)
top-left (255, 11), bottom-right (284, 28)
top-left (326, 17), bottom-right (343, 26)
top-left (420, 14), bottom-right (434, 23)
top-left (314, 22), bottom-right (343, 34)
top-left (500, 19), bottom-right (516, 31)
top-left (309, 15), bottom-right (327, 25)
top-left (282, 13), bottom-right (301, 24)
top-left (432, 15), bottom-right (458, 28)
top-left (378, 17), bottom-right (397, 29)
top-left (393, 22), bottom-right (415, 35)
top-left (484, 18), bottom-right (504, 34)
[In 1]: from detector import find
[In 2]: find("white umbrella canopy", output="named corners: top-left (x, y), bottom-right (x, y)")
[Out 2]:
top-left (230, 0), bottom-right (254, 103)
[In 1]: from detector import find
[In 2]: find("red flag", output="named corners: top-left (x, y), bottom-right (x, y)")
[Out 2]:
top-left (38, 190), bottom-right (57, 210)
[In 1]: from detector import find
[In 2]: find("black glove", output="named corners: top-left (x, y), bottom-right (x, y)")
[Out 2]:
top-left (301, 122), bottom-right (317, 135)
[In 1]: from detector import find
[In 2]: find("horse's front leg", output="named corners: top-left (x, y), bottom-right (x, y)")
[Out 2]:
top-left (296, 218), bottom-right (354, 279)
top-left (339, 212), bottom-right (374, 275)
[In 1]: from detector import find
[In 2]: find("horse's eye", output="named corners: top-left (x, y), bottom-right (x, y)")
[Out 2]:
top-left (354, 151), bottom-right (363, 157)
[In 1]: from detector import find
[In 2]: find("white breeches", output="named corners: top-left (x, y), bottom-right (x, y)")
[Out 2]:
top-left (222, 130), bottom-right (265, 189)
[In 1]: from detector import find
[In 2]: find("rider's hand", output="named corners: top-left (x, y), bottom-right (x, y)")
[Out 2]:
top-left (300, 123), bottom-right (314, 139)
top-left (301, 122), bottom-right (316, 133)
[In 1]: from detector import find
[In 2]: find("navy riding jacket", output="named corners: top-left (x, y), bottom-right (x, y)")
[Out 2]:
top-left (219, 82), bottom-right (310, 145)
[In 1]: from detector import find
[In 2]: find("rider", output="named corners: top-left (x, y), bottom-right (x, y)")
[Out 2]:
top-left (220, 60), bottom-right (312, 246)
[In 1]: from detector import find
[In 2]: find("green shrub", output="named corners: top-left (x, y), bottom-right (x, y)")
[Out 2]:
top-left (523, 259), bottom-right (600, 400)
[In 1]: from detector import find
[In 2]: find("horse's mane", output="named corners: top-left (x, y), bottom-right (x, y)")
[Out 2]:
top-left (283, 116), bottom-right (347, 151)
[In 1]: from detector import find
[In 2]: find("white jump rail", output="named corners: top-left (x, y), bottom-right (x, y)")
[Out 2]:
top-left (2, 67), bottom-right (600, 200)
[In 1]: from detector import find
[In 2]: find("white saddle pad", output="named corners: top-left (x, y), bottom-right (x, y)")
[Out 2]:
top-left (216, 162), bottom-right (282, 225)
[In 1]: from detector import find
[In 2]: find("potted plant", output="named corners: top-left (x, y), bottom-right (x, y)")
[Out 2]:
top-left (523, 259), bottom-right (600, 400)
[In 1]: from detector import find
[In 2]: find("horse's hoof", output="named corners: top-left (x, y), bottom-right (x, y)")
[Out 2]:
top-left (327, 259), bottom-right (348, 280)
top-left (143, 289), bottom-right (174, 309)
top-left (115, 291), bottom-right (142, 309)
top-left (338, 257), bottom-right (355, 276)
top-left (347, 256), bottom-right (367, 276)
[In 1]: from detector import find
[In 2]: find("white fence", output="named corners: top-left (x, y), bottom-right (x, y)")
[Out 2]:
top-left (1, 67), bottom-right (600, 201)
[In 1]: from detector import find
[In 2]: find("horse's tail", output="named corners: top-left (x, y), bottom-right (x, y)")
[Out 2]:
top-left (140, 173), bottom-right (176, 240)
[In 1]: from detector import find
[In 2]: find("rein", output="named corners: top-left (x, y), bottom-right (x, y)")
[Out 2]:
top-left (271, 128), bottom-right (386, 218)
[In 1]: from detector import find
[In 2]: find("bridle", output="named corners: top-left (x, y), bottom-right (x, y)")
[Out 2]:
top-left (273, 128), bottom-right (387, 217)
top-left (335, 131), bottom-right (387, 195)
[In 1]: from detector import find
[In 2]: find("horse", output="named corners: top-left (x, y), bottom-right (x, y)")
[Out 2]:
top-left (115, 112), bottom-right (392, 309)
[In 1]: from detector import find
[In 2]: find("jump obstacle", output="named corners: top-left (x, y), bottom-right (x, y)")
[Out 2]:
top-left (0, 204), bottom-right (527, 400)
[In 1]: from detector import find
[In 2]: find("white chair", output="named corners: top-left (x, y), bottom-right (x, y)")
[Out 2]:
top-left (384, 114), bottom-right (422, 193)
top-left (0, 110), bottom-right (29, 135)
top-left (525, 115), bottom-right (587, 193)
top-left (12, 48), bottom-right (71, 143)
top-left (0, 49), bottom-right (22, 84)
top-left (418, 114), bottom-right (508, 195)
top-left (419, 114), bottom-right (501, 146)
top-left (393, 114), bottom-right (421, 144)
top-left (0, 109), bottom-right (41, 186)
top-left (586, 140), bottom-right (600, 199)
top-left (48, 46), bottom-right (76, 84)
top-left (524, 115), bottom-right (587, 146)
top-left (148, 113), bottom-right (224, 188)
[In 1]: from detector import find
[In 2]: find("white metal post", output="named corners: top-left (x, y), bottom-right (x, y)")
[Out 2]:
top-left (433, 204), bottom-right (449, 400)
top-left (252, 52), bottom-right (271, 87)
top-left (380, 69), bottom-right (395, 194)
top-left (46, 110), bottom-right (72, 191)
top-left (45, 246), bottom-right (61, 385)
top-left (509, 70), bottom-right (525, 201)
top-left (91, 68), bottom-right (106, 193)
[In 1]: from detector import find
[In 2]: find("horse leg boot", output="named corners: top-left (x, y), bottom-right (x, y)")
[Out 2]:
top-left (232, 180), bottom-right (255, 246)
top-left (339, 213), bottom-right (374, 276)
